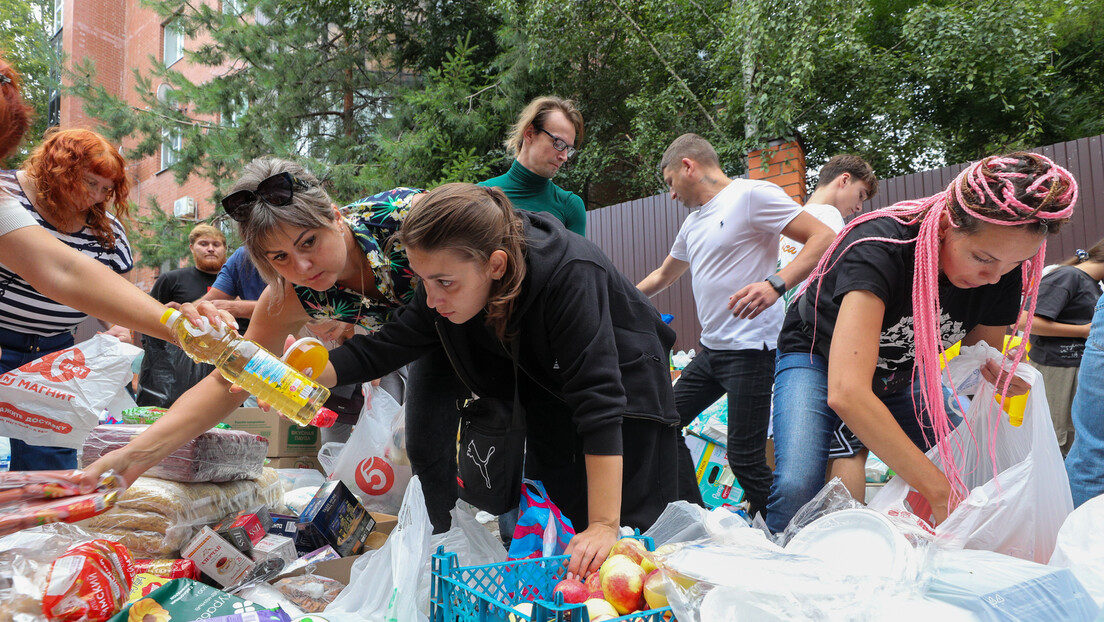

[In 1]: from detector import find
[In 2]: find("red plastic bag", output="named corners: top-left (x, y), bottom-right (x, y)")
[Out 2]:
top-left (42, 539), bottom-right (136, 621)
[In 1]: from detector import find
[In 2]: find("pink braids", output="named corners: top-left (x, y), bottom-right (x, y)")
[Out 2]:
top-left (801, 152), bottom-right (1078, 503)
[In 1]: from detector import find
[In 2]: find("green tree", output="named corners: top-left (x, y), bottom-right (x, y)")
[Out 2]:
top-left (0, 0), bottom-right (56, 167)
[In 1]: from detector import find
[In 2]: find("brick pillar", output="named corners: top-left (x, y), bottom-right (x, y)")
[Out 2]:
top-left (747, 138), bottom-right (806, 204)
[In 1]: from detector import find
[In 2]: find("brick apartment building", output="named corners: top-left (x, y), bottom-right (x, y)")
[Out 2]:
top-left (52, 0), bottom-right (231, 290)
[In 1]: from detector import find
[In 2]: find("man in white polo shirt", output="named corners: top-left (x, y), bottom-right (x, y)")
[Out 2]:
top-left (637, 133), bottom-right (835, 519)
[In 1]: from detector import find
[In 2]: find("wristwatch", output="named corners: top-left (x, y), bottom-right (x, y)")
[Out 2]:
top-left (765, 274), bottom-right (787, 296)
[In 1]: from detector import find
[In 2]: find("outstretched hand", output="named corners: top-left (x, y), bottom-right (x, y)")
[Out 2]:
top-left (727, 281), bottom-right (781, 320)
top-left (564, 522), bottom-right (619, 580)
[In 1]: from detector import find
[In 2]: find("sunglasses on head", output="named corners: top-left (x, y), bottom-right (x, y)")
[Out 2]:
top-left (221, 172), bottom-right (314, 222)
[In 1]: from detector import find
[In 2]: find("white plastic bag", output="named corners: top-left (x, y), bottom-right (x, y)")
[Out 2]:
top-left (1050, 494), bottom-right (1104, 607)
top-left (326, 475), bottom-right (434, 621)
top-left (320, 385), bottom-right (411, 514)
top-left (870, 343), bottom-right (1073, 563)
top-left (0, 334), bottom-right (141, 449)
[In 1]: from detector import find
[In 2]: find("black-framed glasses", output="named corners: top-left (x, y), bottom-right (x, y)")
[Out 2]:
top-left (536, 127), bottom-right (577, 159)
top-left (221, 172), bottom-right (313, 222)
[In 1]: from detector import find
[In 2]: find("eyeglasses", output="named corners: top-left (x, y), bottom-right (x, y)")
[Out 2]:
top-left (537, 127), bottom-right (577, 159)
top-left (221, 172), bottom-right (313, 222)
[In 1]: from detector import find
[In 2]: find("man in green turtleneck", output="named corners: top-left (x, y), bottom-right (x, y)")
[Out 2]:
top-left (479, 96), bottom-right (587, 236)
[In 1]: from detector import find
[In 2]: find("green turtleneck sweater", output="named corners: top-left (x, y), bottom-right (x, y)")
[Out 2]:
top-left (478, 160), bottom-right (587, 236)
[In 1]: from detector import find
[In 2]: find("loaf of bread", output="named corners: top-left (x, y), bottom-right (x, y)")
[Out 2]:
top-left (83, 468), bottom-right (282, 558)
top-left (81, 424), bottom-right (269, 483)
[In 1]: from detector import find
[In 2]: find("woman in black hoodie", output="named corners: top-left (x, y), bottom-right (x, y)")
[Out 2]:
top-left (318, 182), bottom-right (684, 576)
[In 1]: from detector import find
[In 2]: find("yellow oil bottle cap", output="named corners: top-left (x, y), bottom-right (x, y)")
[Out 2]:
top-left (282, 337), bottom-right (328, 380)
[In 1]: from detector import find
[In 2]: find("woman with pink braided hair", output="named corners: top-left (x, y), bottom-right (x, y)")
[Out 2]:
top-left (765, 152), bottom-right (1077, 534)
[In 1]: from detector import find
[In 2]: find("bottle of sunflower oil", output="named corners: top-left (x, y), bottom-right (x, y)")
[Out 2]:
top-left (160, 309), bottom-right (337, 427)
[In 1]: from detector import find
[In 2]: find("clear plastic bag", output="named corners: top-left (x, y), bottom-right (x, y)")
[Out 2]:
top-left (642, 500), bottom-right (711, 546)
top-left (81, 424), bottom-right (269, 483)
top-left (83, 468), bottom-right (283, 558)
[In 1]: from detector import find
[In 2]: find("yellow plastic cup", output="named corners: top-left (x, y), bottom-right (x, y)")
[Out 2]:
top-left (281, 337), bottom-right (329, 380)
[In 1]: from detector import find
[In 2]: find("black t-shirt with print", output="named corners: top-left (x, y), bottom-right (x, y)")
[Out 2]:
top-left (778, 217), bottom-right (1022, 396)
top-left (1029, 265), bottom-right (1102, 367)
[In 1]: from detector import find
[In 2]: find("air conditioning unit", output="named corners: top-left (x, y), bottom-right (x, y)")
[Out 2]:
top-left (173, 196), bottom-right (197, 219)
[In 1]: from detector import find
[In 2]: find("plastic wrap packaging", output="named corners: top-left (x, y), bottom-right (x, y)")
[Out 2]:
top-left (119, 407), bottom-right (168, 425)
top-left (0, 470), bottom-right (119, 505)
top-left (42, 539), bottom-right (135, 622)
top-left (273, 572), bottom-right (345, 612)
top-left (83, 468), bottom-right (282, 558)
top-left (0, 523), bottom-right (107, 622)
top-left (642, 501), bottom-right (711, 546)
top-left (131, 559), bottom-right (199, 581)
top-left (81, 424), bottom-right (268, 483)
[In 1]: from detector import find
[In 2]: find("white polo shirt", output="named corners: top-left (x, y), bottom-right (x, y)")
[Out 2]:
top-left (670, 179), bottom-right (802, 351)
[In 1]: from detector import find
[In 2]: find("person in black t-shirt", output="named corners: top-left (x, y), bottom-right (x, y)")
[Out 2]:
top-left (1022, 240), bottom-right (1104, 456)
top-left (766, 152), bottom-right (1079, 534)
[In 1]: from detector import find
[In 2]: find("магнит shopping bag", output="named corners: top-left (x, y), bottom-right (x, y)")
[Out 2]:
top-left (319, 384), bottom-right (411, 514)
top-left (869, 343), bottom-right (1073, 563)
top-left (0, 334), bottom-right (141, 449)
top-left (507, 479), bottom-right (575, 560)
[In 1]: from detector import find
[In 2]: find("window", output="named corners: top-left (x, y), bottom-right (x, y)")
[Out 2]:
top-left (47, 34), bottom-right (62, 127)
top-left (52, 0), bottom-right (64, 35)
top-left (223, 0), bottom-right (243, 15)
top-left (163, 22), bottom-right (184, 66)
top-left (161, 128), bottom-right (181, 170)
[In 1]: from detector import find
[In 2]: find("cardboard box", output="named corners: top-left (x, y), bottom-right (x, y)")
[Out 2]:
top-left (269, 513), bottom-right (299, 539)
top-left (181, 527), bottom-right (256, 587)
top-left (684, 432), bottom-right (745, 509)
top-left (281, 512), bottom-right (397, 582)
top-left (298, 480), bottom-right (377, 557)
top-left (214, 508), bottom-right (272, 552)
top-left (249, 534), bottom-right (298, 567)
top-left (266, 455), bottom-right (324, 472)
top-left (223, 407), bottom-right (320, 457)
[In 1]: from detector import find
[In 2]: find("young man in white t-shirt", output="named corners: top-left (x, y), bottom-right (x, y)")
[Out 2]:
top-left (637, 133), bottom-right (835, 519)
top-left (778, 155), bottom-right (878, 310)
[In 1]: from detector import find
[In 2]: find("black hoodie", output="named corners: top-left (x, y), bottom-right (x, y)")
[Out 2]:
top-left (328, 211), bottom-right (678, 456)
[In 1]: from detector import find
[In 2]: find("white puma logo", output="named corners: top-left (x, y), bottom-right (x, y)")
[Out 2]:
top-left (466, 440), bottom-right (495, 489)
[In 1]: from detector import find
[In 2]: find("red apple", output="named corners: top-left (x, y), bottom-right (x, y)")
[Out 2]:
top-left (584, 598), bottom-right (619, 621)
top-left (643, 569), bottom-right (670, 610)
top-left (553, 577), bottom-right (589, 604)
top-left (608, 538), bottom-right (647, 565)
top-left (599, 555), bottom-right (646, 615)
top-left (585, 570), bottom-right (602, 596)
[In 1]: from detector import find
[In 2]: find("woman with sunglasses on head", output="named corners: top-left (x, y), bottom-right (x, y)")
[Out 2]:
top-left (79, 157), bottom-right (427, 481)
top-left (292, 183), bottom-right (682, 578)
top-left (765, 152), bottom-right (1077, 534)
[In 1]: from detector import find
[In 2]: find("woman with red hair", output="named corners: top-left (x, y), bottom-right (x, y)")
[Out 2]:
top-left (0, 57), bottom-right (216, 470)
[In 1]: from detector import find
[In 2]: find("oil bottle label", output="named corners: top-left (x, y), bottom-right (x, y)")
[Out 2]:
top-left (243, 351), bottom-right (314, 404)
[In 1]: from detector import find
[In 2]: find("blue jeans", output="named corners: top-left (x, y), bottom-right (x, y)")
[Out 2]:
top-left (674, 346), bottom-right (775, 517)
top-left (1066, 293), bottom-right (1104, 508)
top-left (766, 351), bottom-right (940, 533)
top-left (0, 329), bottom-right (79, 471)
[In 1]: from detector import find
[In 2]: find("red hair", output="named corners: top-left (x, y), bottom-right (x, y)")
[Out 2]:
top-left (22, 128), bottom-right (131, 249)
top-left (0, 56), bottom-right (33, 161)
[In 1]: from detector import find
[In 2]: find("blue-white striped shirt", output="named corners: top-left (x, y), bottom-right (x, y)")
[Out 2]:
top-left (0, 170), bottom-right (133, 337)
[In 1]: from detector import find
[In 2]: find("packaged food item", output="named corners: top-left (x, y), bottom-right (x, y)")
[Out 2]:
top-left (297, 480), bottom-right (376, 557)
top-left (107, 578), bottom-right (270, 621)
top-left (0, 469), bottom-right (119, 505)
top-left (161, 310), bottom-right (337, 427)
top-left (84, 469), bottom-right (282, 558)
top-left (82, 424), bottom-right (268, 483)
top-left (127, 573), bottom-right (171, 603)
top-left (269, 513), bottom-right (299, 538)
top-left (120, 406), bottom-right (169, 425)
top-left (0, 488), bottom-right (122, 538)
top-left (277, 545), bottom-right (340, 577)
top-left (42, 539), bottom-right (136, 621)
top-left (215, 507), bottom-right (274, 552)
top-left (180, 527), bottom-right (255, 588)
top-left (131, 558), bottom-right (199, 580)
top-left (273, 573), bottom-right (346, 613)
top-left (249, 534), bottom-right (298, 567)
top-left (205, 611), bottom-right (292, 622)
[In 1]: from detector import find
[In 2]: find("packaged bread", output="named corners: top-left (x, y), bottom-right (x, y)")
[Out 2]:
top-left (83, 469), bottom-right (282, 558)
top-left (81, 425), bottom-right (268, 483)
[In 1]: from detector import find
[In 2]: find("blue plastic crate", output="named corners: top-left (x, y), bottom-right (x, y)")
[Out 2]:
top-left (431, 538), bottom-right (674, 622)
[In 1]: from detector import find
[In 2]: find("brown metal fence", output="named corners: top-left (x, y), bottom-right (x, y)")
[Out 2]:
top-left (586, 133), bottom-right (1104, 353)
